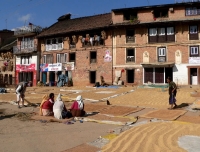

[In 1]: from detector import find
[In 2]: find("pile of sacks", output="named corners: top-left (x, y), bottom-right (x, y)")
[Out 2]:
top-left (0, 88), bottom-right (6, 93)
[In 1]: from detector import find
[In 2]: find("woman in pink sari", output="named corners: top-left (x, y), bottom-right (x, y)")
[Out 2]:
top-left (70, 95), bottom-right (85, 117)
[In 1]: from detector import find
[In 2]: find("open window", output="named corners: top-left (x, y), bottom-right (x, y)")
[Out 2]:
top-left (90, 51), bottom-right (97, 63)
top-left (124, 11), bottom-right (137, 21)
top-left (126, 29), bottom-right (135, 43)
top-left (69, 52), bottom-right (76, 63)
top-left (57, 53), bottom-right (68, 63)
top-left (153, 9), bottom-right (168, 18)
top-left (126, 48), bottom-right (135, 63)
top-left (186, 7), bottom-right (200, 16)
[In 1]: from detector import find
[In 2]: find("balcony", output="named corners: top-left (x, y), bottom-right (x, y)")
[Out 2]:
top-left (14, 25), bottom-right (43, 36)
top-left (126, 56), bottom-right (135, 63)
top-left (46, 43), bottom-right (63, 51)
top-left (13, 45), bottom-right (37, 54)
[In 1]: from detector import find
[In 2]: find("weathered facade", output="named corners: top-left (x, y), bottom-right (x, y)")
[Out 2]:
top-left (13, 23), bottom-right (43, 86)
top-left (38, 14), bottom-right (113, 86)
top-left (111, 2), bottom-right (200, 85)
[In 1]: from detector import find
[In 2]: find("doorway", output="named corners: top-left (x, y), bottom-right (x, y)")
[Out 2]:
top-left (126, 69), bottom-right (134, 83)
top-left (89, 71), bottom-right (96, 83)
top-left (190, 68), bottom-right (197, 85)
top-left (42, 72), bottom-right (47, 84)
top-left (165, 67), bottom-right (173, 82)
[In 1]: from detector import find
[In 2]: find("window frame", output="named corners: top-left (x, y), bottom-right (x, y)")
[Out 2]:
top-left (126, 48), bottom-right (135, 63)
top-left (157, 47), bottom-right (166, 62)
top-left (190, 46), bottom-right (199, 57)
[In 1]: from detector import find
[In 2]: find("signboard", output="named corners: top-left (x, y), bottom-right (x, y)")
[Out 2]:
top-left (65, 62), bottom-right (74, 71)
top-left (40, 63), bottom-right (62, 72)
top-left (16, 63), bottom-right (35, 72)
top-left (189, 57), bottom-right (200, 64)
top-left (104, 50), bottom-right (112, 62)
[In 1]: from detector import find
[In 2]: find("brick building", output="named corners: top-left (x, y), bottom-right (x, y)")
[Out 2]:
top-left (111, 2), bottom-right (200, 85)
top-left (0, 36), bottom-right (16, 87)
top-left (37, 13), bottom-right (113, 86)
top-left (13, 23), bottom-right (43, 86)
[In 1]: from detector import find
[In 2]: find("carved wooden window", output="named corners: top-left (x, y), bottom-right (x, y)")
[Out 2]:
top-left (158, 47), bottom-right (166, 62)
top-left (189, 25), bottom-right (198, 40)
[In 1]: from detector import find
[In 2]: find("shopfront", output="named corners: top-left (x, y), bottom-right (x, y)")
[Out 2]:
top-left (16, 63), bottom-right (37, 86)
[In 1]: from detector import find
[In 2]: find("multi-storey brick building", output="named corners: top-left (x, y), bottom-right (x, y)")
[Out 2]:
top-left (38, 13), bottom-right (113, 86)
top-left (13, 23), bottom-right (43, 86)
top-left (111, 2), bottom-right (200, 85)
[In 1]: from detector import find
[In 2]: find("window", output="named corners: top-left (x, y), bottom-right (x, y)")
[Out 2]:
top-left (69, 53), bottom-right (76, 63)
top-left (124, 11), bottom-right (137, 20)
top-left (126, 29), bottom-right (135, 43)
top-left (190, 25), bottom-right (198, 34)
top-left (21, 56), bottom-right (32, 64)
top-left (90, 51), bottom-right (97, 63)
top-left (189, 25), bottom-right (198, 40)
top-left (45, 38), bottom-right (63, 51)
top-left (43, 54), bottom-right (53, 64)
top-left (149, 27), bottom-right (175, 43)
top-left (186, 7), bottom-right (200, 16)
top-left (21, 37), bottom-right (34, 49)
top-left (154, 9), bottom-right (168, 18)
top-left (149, 28), bottom-right (157, 36)
top-left (57, 53), bottom-right (67, 63)
top-left (126, 49), bottom-right (135, 63)
top-left (190, 46), bottom-right (199, 57)
top-left (158, 28), bottom-right (165, 36)
top-left (158, 47), bottom-right (166, 62)
top-left (167, 27), bottom-right (174, 35)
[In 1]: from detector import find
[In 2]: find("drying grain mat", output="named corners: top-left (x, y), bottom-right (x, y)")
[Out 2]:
top-left (84, 103), bottom-right (110, 112)
top-left (98, 105), bottom-right (143, 116)
top-left (177, 115), bottom-right (200, 124)
top-left (102, 122), bottom-right (200, 152)
top-left (85, 114), bottom-right (136, 125)
top-left (62, 143), bottom-right (100, 152)
top-left (140, 109), bottom-right (187, 121)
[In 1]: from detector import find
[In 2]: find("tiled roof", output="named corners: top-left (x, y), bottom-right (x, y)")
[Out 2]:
top-left (38, 13), bottom-right (112, 37)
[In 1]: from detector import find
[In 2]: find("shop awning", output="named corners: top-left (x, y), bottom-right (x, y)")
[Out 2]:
top-left (141, 62), bottom-right (175, 67)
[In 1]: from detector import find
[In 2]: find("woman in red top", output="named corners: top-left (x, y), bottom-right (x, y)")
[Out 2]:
top-left (70, 95), bottom-right (85, 117)
top-left (41, 93), bottom-right (55, 116)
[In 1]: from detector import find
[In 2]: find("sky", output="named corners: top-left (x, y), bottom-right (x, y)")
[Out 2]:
top-left (0, 0), bottom-right (189, 30)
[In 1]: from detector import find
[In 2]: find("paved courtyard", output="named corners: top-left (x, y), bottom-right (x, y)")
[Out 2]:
top-left (0, 85), bottom-right (200, 152)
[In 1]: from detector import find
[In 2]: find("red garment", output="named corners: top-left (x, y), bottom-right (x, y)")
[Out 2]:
top-left (42, 99), bottom-right (54, 111)
top-left (70, 101), bottom-right (79, 110)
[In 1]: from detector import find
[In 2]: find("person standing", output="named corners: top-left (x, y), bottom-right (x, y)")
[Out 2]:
top-left (16, 81), bottom-right (28, 108)
top-left (167, 77), bottom-right (178, 109)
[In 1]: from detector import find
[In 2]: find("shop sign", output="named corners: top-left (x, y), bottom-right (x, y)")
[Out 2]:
top-left (189, 57), bottom-right (200, 64)
top-left (65, 62), bottom-right (74, 71)
top-left (16, 63), bottom-right (35, 72)
top-left (40, 63), bottom-right (62, 71)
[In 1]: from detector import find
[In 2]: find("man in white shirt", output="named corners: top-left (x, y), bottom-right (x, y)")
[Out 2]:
top-left (16, 82), bottom-right (28, 108)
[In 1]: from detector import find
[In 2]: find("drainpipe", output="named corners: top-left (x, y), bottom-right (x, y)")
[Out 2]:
top-left (111, 30), bottom-right (114, 84)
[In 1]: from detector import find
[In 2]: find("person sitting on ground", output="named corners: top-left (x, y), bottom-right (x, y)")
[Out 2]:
top-left (53, 93), bottom-right (72, 119)
top-left (100, 76), bottom-right (109, 87)
top-left (16, 81), bottom-right (28, 108)
top-left (39, 94), bottom-right (49, 116)
top-left (70, 95), bottom-right (86, 117)
top-left (41, 93), bottom-right (55, 116)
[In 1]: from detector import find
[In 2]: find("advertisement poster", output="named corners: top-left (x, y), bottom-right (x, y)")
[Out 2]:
top-left (16, 63), bottom-right (35, 71)
top-left (65, 62), bottom-right (74, 71)
top-left (104, 50), bottom-right (112, 62)
top-left (40, 64), bottom-right (48, 72)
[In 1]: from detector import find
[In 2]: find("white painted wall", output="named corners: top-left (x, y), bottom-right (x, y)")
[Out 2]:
top-left (173, 64), bottom-right (188, 85)
top-left (32, 55), bottom-right (37, 70)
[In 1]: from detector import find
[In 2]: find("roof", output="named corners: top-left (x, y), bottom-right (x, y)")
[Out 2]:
top-left (0, 37), bottom-right (17, 51)
top-left (112, 2), bottom-right (200, 12)
top-left (38, 13), bottom-right (112, 37)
